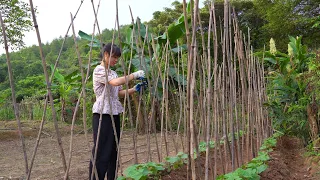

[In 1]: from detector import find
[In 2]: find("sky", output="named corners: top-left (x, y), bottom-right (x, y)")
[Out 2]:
top-left (0, 0), bottom-right (203, 55)
top-left (21, 0), bottom-right (176, 46)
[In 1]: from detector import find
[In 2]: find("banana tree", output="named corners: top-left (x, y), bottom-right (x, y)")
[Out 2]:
top-left (50, 65), bottom-right (81, 122)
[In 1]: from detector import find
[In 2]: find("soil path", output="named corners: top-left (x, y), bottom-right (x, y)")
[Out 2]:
top-left (261, 136), bottom-right (319, 180)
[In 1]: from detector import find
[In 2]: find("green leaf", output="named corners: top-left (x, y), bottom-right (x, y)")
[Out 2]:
top-left (145, 162), bottom-right (165, 171)
top-left (177, 152), bottom-right (188, 159)
top-left (51, 65), bottom-right (65, 83)
top-left (170, 44), bottom-right (187, 53)
top-left (167, 21), bottom-right (186, 44)
top-left (131, 57), bottom-right (151, 72)
top-left (124, 164), bottom-right (150, 180)
top-left (256, 164), bottom-right (268, 174)
top-left (130, 18), bottom-right (152, 42)
top-left (235, 168), bottom-right (255, 178)
top-left (125, 28), bottom-right (133, 43)
top-left (168, 67), bottom-right (187, 86)
top-left (117, 176), bottom-right (126, 180)
top-left (264, 57), bottom-right (277, 64)
top-left (78, 30), bottom-right (100, 44)
top-left (246, 161), bottom-right (263, 169)
top-left (224, 172), bottom-right (242, 180)
top-left (217, 175), bottom-right (226, 180)
top-left (187, 1), bottom-right (191, 13)
top-left (64, 69), bottom-right (81, 82)
top-left (252, 152), bottom-right (270, 162)
top-left (165, 156), bottom-right (180, 164)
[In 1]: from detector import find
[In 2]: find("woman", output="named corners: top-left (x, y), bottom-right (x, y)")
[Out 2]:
top-left (89, 43), bottom-right (145, 180)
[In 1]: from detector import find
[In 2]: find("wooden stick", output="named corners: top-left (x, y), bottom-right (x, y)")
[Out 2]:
top-left (0, 11), bottom-right (29, 176)
top-left (204, 2), bottom-right (213, 179)
top-left (181, 0), bottom-right (191, 177)
top-left (28, 0), bottom-right (67, 174)
top-left (64, 12), bottom-right (87, 179)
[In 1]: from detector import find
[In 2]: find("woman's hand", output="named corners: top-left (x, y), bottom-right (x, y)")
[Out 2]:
top-left (132, 70), bottom-right (145, 79)
top-left (134, 81), bottom-right (148, 92)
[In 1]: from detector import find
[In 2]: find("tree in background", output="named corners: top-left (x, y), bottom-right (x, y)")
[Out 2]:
top-left (253, 0), bottom-right (320, 51)
top-left (0, 0), bottom-right (33, 50)
top-left (146, 1), bottom-right (183, 35)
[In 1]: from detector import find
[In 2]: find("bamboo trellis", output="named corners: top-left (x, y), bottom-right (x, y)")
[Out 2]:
top-left (0, 0), bottom-right (272, 179)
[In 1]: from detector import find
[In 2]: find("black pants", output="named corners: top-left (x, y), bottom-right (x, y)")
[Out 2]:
top-left (89, 113), bottom-right (120, 180)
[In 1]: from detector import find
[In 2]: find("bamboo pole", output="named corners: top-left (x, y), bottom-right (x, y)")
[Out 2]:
top-left (136, 17), bottom-right (149, 136)
top-left (134, 19), bottom-right (151, 162)
top-left (222, 47), bottom-right (232, 172)
top-left (142, 25), bottom-right (152, 162)
top-left (212, 1), bottom-right (221, 178)
top-left (197, 55), bottom-right (205, 143)
top-left (0, 11), bottom-right (29, 176)
top-left (181, 1), bottom-right (191, 177)
top-left (190, 40), bottom-right (197, 180)
top-left (204, 2), bottom-right (213, 179)
top-left (188, 0), bottom-right (200, 178)
top-left (233, 7), bottom-right (245, 166)
top-left (224, 0), bottom-right (236, 171)
top-left (84, 1), bottom-right (101, 178)
top-left (131, 16), bottom-right (145, 134)
top-left (115, 0), bottom-right (127, 173)
top-left (166, 48), bottom-right (180, 154)
top-left (127, 6), bottom-right (138, 164)
top-left (28, 0), bottom-right (68, 173)
top-left (230, 9), bottom-right (241, 168)
top-left (26, 1), bottom-right (85, 178)
top-left (163, 42), bottom-right (170, 158)
top-left (217, 66), bottom-right (226, 174)
top-left (175, 40), bottom-right (183, 139)
top-left (149, 34), bottom-right (163, 162)
top-left (64, 13), bottom-right (88, 179)
top-left (198, 7), bottom-right (208, 143)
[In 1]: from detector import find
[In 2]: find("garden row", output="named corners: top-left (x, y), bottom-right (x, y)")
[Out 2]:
top-left (118, 131), bottom-right (282, 180)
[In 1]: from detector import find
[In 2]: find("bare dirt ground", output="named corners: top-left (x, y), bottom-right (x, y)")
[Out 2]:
top-left (0, 121), bottom-right (182, 180)
top-left (2, 121), bottom-right (320, 180)
top-left (260, 136), bottom-right (320, 180)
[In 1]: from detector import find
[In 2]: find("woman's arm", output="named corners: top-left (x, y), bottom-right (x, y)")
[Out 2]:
top-left (118, 88), bottom-right (136, 97)
top-left (109, 74), bottom-right (135, 86)
top-left (109, 70), bottom-right (145, 86)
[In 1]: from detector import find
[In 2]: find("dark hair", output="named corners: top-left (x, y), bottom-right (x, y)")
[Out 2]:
top-left (100, 43), bottom-right (121, 59)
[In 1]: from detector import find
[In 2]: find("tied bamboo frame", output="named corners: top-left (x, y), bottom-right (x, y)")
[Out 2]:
top-left (0, 0), bottom-right (272, 179)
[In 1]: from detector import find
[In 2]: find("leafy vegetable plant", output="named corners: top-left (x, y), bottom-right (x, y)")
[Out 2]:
top-left (117, 162), bottom-right (164, 180)
top-left (164, 152), bottom-right (188, 170)
top-left (217, 132), bottom-right (281, 180)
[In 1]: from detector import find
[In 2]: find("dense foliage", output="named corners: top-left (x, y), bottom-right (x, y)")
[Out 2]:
top-left (259, 36), bottom-right (319, 142)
